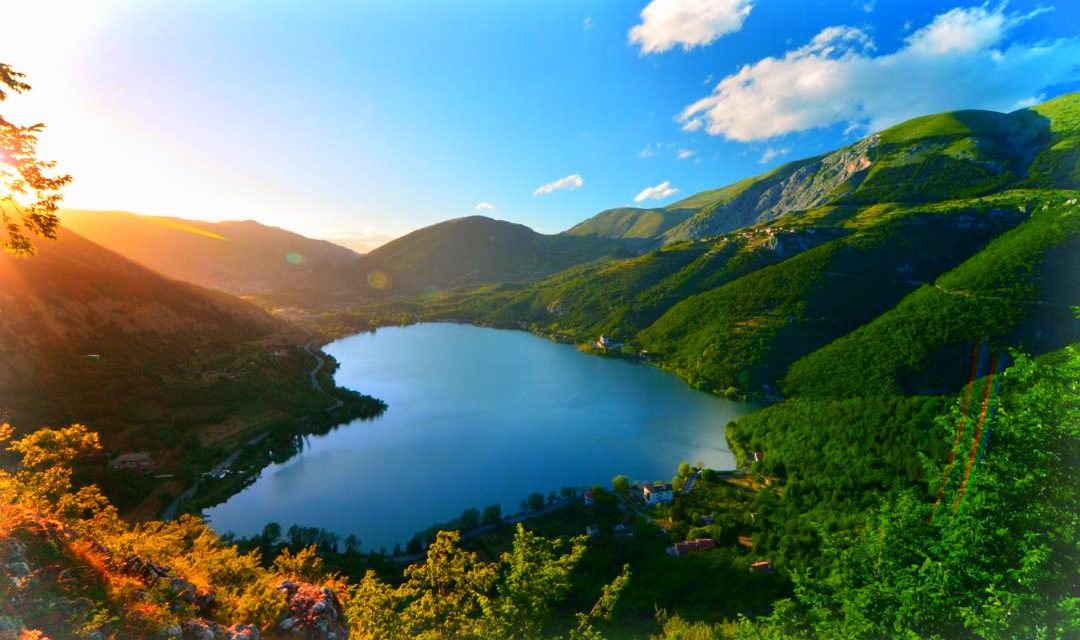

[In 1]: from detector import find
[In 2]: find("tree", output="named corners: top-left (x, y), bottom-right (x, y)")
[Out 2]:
top-left (678, 461), bottom-right (692, 478)
top-left (344, 533), bottom-right (360, 552)
top-left (261, 522), bottom-right (282, 545)
top-left (0, 63), bottom-right (71, 256)
top-left (527, 492), bottom-right (546, 512)
top-left (482, 503), bottom-right (502, 525)
top-left (459, 507), bottom-right (481, 531)
top-left (612, 474), bottom-right (630, 496)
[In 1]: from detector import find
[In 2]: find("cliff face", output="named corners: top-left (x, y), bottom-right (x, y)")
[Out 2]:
top-left (662, 136), bottom-right (880, 242)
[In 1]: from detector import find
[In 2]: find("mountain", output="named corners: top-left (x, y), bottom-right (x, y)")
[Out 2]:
top-left (0, 228), bottom-right (333, 471)
top-left (62, 209), bottom-right (359, 294)
top-left (567, 101), bottom-right (1060, 245)
top-left (563, 206), bottom-right (694, 240)
top-left (320, 215), bottom-right (639, 299)
top-left (386, 93), bottom-right (1080, 397)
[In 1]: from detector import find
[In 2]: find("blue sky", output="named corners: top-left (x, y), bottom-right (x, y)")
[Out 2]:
top-left (3, 0), bottom-right (1079, 249)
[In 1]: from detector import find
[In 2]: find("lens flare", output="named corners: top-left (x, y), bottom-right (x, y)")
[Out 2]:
top-left (286, 252), bottom-right (305, 265)
top-left (366, 270), bottom-right (389, 289)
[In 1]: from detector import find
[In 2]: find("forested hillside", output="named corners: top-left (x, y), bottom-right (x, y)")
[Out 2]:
top-left (400, 94), bottom-right (1080, 398)
top-left (0, 229), bottom-right (342, 496)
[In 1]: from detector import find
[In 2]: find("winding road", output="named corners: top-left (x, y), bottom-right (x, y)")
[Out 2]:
top-left (305, 338), bottom-right (344, 412)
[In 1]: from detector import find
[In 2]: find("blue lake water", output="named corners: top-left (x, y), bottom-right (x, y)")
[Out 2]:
top-left (205, 323), bottom-right (750, 550)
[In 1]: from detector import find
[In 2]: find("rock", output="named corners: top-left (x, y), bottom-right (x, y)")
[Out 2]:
top-left (0, 616), bottom-right (26, 640)
top-left (274, 580), bottom-right (348, 639)
top-left (5, 562), bottom-right (30, 576)
top-left (182, 619), bottom-right (226, 640)
top-left (181, 619), bottom-right (261, 640)
top-left (157, 621), bottom-right (184, 639)
top-left (227, 624), bottom-right (260, 640)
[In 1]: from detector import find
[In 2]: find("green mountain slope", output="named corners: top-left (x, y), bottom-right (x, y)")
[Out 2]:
top-left (394, 93), bottom-right (1080, 398)
top-left (62, 209), bottom-right (359, 294)
top-left (563, 206), bottom-right (694, 239)
top-left (322, 215), bottom-right (639, 299)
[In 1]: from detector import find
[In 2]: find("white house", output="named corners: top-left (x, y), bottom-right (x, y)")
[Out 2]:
top-left (642, 482), bottom-right (673, 504)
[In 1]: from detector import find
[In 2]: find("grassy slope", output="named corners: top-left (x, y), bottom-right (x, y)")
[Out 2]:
top-left (563, 207), bottom-right (695, 240)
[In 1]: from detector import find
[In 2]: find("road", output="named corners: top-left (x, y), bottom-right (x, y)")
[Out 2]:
top-left (305, 338), bottom-right (344, 412)
top-left (161, 448), bottom-right (242, 520)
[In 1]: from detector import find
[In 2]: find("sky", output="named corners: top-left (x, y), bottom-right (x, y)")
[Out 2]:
top-left (2, 0), bottom-right (1079, 250)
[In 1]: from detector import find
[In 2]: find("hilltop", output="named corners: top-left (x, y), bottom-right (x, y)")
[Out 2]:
top-left (318, 215), bottom-right (639, 299)
top-left (62, 210), bottom-right (359, 295)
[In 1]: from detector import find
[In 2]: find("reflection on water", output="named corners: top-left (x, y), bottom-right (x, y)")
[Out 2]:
top-left (205, 323), bottom-right (751, 550)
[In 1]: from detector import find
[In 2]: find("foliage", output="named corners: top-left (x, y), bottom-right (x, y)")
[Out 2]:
top-left (347, 525), bottom-right (616, 639)
top-left (1, 426), bottom-right (630, 639)
top-left (735, 346), bottom-right (1080, 638)
top-left (0, 63), bottom-right (71, 256)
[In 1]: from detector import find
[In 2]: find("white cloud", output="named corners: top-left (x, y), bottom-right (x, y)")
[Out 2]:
top-left (759, 146), bottom-right (790, 163)
top-left (583, 17), bottom-right (593, 31)
top-left (634, 180), bottom-right (679, 203)
top-left (638, 143), bottom-right (658, 158)
top-left (534, 174), bottom-right (584, 196)
top-left (678, 4), bottom-right (1078, 141)
top-left (474, 202), bottom-right (495, 212)
top-left (677, 149), bottom-right (696, 159)
top-left (703, 74), bottom-right (714, 85)
top-left (629, 0), bottom-right (753, 54)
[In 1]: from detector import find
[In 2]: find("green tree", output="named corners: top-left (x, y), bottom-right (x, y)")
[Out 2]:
top-left (344, 533), bottom-right (360, 552)
top-left (678, 462), bottom-right (692, 478)
top-left (612, 474), bottom-right (630, 496)
top-left (460, 507), bottom-right (481, 531)
top-left (0, 63), bottom-right (71, 256)
top-left (260, 522), bottom-right (281, 545)
top-left (482, 503), bottom-right (502, 525)
top-left (527, 492), bottom-right (546, 512)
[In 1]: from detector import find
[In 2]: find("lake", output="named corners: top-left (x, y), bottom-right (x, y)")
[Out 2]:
top-left (205, 323), bottom-right (751, 550)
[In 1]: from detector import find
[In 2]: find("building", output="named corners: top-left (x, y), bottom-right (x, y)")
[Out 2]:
top-left (583, 489), bottom-right (594, 506)
top-left (668, 538), bottom-right (717, 557)
top-left (108, 452), bottom-right (154, 473)
top-left (749, 560), bottom-right (773, 574)
top-left (642, 482), bottom-right (674, 504)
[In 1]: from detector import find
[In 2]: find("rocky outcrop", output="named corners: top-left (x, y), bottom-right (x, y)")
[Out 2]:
top-left (666, 135), bottom-right (880, 242)
top-left (122, 555), bottom-right (216, 614)
top-left (181, 618), bottom-right (261, 640)
top-left (274, 580), bottom-right (348, 640)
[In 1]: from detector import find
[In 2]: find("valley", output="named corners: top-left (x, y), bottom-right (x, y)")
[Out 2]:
top-left (2, 40), bottom-right (1077, 637)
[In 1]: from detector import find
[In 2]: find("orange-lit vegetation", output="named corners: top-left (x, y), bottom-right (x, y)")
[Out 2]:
top-left (0, 423), bottom-right (631, 639)
top-left (0, 63), bottom-right (70, 256)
